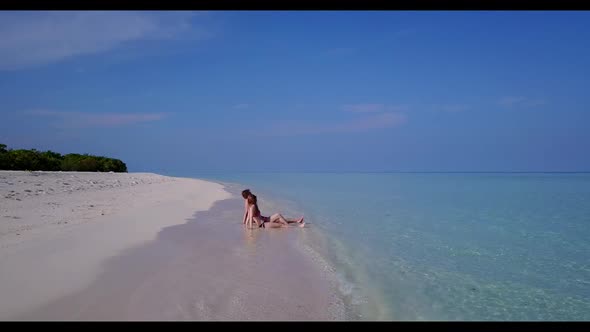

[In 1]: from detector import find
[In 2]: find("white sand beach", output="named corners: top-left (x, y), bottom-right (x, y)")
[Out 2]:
top-left (0, 171), bottom-right (343, 320)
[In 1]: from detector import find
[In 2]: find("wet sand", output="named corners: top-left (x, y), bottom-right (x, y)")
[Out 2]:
top-left (11, 188), bottom-right (345, 320)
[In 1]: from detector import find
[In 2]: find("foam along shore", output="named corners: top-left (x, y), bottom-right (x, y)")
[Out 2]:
top-left (0, 171), bottom-right (231, 319)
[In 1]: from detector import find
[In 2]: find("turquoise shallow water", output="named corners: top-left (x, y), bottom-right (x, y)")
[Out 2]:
top-left (174, 172), bottom-right (590, 320)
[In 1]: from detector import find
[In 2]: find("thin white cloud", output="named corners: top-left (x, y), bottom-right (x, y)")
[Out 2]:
top-left (388, 105), bottom-right (410, 112)
top-left (233, 103), bottom-right (251, 110)
top-left (498, 96), bottom-right (526, 107)
top-left (0, 11), bottom-right (205, 70)
top-left (27, 110), bottom-right (167, 128)
top-left (342, 104), bottom-right (409, 113)
top-left (342, 103), bottom-right (385, 113)
top-left (435, 104), bottom-right (471, 113)
top-left (332, 112), bottom-right (407, 133)
top-left (260, 112), bottom-right (407, 137)
top-left (498, 96), bottom-right (546, 108)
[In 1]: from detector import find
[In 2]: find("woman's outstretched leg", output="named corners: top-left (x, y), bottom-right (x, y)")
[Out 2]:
top-left (270, 214), bottom-right (305, 227)
top-left (269, 213), bottom-right (288, 226)
top-left (265, 221), bottom-right (287, 228)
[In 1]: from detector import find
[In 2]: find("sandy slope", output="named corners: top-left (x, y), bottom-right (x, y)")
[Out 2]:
top-left (0, 171), bottom-right (230, 319)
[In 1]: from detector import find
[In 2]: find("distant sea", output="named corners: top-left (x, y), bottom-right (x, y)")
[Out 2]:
top-left (173, 172), bottom-right (590, 320)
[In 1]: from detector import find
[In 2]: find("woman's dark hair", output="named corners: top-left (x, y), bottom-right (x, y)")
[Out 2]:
top-left (241, 189), bottom-right (251, 199)
top-left (247, 194), bottom-right (260, 217)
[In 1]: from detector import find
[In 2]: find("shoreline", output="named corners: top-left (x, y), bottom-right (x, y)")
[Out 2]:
top-left (0, 171), bottom-right (344, 320)
top-left (207, 178), bottom-right (386, 320)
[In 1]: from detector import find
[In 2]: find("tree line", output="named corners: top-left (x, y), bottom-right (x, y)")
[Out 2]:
top-left (0, 143), bottom-right (127, 172)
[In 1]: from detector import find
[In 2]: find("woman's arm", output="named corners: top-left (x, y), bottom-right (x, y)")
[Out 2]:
top-left (246, 206), bottom-right (252, 228)
top-left (243, 200), bottom-right (249, 224)
top-left (247, 205), bottom-right (260, 228)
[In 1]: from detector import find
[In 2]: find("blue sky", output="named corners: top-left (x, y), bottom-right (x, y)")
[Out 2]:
top-left (1, 11), bottom-right (589, 173)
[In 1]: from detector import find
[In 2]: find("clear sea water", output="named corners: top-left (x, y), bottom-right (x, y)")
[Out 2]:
top-left (175, 172), bottom-right (590, 321)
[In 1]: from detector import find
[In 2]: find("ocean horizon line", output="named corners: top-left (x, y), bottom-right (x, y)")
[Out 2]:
top-left (151, 170), bottom-right (590, 175)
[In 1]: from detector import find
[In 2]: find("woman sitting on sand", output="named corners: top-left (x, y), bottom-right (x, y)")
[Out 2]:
top-left (245, 193), bottom-right (305, 229)
top-left (242, 189), bottom-right (304, 228)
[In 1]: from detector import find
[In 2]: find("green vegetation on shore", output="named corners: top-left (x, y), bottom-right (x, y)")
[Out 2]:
top-left (0, 143), bottom-right (127, 172)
